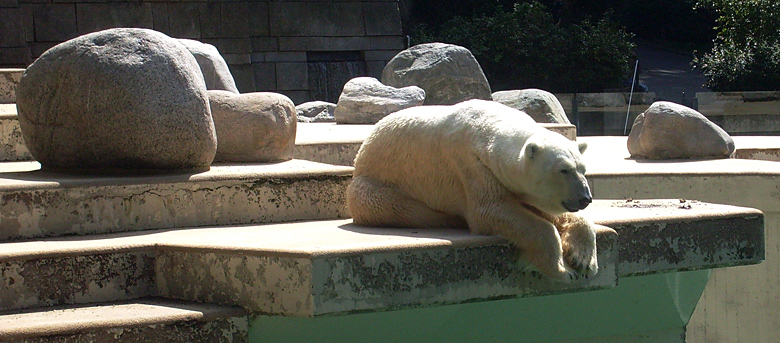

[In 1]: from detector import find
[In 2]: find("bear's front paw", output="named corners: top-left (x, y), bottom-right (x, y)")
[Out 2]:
top-left (560, 220), bottom-right (599, 279)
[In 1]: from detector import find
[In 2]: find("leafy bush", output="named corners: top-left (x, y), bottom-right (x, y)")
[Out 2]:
top-left (410, 1), bottom-right (635, 93)
top-left (694, 0), bottom-right (780, 91)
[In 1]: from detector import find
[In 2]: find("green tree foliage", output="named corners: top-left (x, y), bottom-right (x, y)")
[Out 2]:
top-left (410, 1), bottom-right (635, 93)
top-left (694, 0), bottom-right (780, 91)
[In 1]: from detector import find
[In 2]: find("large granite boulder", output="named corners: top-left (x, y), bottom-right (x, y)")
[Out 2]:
top-left (16, 28), bottom-right (217, 171)
top-left (209, 90), bottom-right (296, 163)
top-left (178, 39), bottom-right (239, 93)
top-left (296, 101), bottom-right (336, 123)
top-left (381, 43), bottom-right (491, 105)
top-left (627, 101), bottom-right (735, 159)
top-left (334, 77), bottom-right (425, 124)
top-left (492, 89), bottom-right (571, 124)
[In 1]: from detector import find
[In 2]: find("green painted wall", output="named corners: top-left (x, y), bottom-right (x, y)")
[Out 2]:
top-left (251, 270), bottom-right (710, 342)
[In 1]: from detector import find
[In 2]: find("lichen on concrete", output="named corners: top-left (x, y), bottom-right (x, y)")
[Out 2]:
top-left (0, 118), bottom-right (32, 162)
top-left (0, 251), bottom-right (155, 312)
top-left (615, 215), bottom-right (764, 276)
top-left (0, 173), bottom-right (350, 241)
top-left (156, 250), bottom-right (314, 316)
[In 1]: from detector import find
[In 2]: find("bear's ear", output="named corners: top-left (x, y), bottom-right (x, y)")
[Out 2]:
top-left (526, 142), bottom-right (539, 159)
top-left (578, 142), bottom-right (588, 154)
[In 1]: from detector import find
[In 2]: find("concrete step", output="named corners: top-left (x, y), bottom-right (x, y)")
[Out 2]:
top-left (0, 160), bottom-right (353, 241)
top-left (0, 298), bottom-right (249, 343)
top-left (0, 69), bottom-right (23, 104)
top-left (0, 104), bottom-right (31, 163)
top-left (0, 200), bottom-right (762, 315)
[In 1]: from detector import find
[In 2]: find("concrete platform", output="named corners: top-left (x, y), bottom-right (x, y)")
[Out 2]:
top-left (0, 200), bottom-right (762, 316)
top-left (0, 298), bottom-right (248, 343)
top-left (0, 160), bottom-right (353, 241)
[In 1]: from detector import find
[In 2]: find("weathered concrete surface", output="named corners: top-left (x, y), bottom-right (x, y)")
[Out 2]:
top-left (695, 92), bottom-right (780, 135)
top-left (697, 91), bottom-right (780, 117)
top-left (155, 199), bottom-right (761, 317)
top-left (0, 250), bottom-right (155, 312)
top-left (0, 198), bottom-right (762, 320)
top-left (587, 199), bottom-right (764, 276)
top-left (0, 160), bottom-right (352, 241)
top-left (0, 298), bottom-right (248, 343)
top-left (0, 69), bottom-right (23, 104)
top-left (0, 111), bottom-right (32, 162)
top-left (731, 136), bottom-right (780, 161)
top-left (155, 218), bottom-right (618, 317)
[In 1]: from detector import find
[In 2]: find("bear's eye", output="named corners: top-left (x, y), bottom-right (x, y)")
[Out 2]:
top-left (560, 169), bottom-right (569, 175)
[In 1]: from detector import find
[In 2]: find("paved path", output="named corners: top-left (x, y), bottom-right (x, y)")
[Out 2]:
top-left (635, 46), bottom-right (709, 105)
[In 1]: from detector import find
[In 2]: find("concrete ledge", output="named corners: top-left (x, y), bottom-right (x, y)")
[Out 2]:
top-left (0, 160), bottom-right (353, 241)
top-left (0, 249), bottom-right (155, 312)
top-left (0, 69), bottom-right (23, 104)
top-left (294, 122), bottom-right (577, 166)
top-left (0, 200), bottom-right (762, 316)
top-left (731, 136), bottom-right (780, 161)
top-left (580, 136), bottom-right (780, 212)
top-left (0, 298), bottom-right (248, 343)
top-left (697, 91), bottom-right (780, 116)
top-left (155, 220), bottom-right (617, 317)
top-left (0, 108), bottom-right (32, 162)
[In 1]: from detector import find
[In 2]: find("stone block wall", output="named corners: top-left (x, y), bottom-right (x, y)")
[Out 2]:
top-left (0, 0), bottom-right (404, 104)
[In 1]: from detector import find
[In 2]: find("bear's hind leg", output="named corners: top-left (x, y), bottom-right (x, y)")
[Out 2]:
top-left (347, 176), bottom-right (467, 228)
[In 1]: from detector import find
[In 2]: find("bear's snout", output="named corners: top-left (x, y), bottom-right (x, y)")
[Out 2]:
top-left (563, 195), bottom-right (592, 212)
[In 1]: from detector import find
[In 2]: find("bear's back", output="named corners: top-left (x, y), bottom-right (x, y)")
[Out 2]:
top-left (353, 100), bottom-right (545, 214)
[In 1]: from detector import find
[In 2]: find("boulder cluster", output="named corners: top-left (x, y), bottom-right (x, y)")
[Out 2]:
top-left (310, 42), bottom-right (572, 126)
top-left (16, 28), bottom-right (296, 173)
top-left (16, 28), bottom-right (734, 173)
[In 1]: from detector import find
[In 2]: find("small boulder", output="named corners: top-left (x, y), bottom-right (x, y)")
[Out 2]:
top-left (16, 28), bottom-right (217, 171)
top-left (627, 101), bottom-right (735, 159)
top-left (492, 89), bottom-right (570, 124)
top-left (209, 90), bottom-right (296, 163)
top-left (381, 43), bottom-right (491, 105)
top-left (178, 39), bottom-right (239, 93)
top-left (296, 101), bottom-right (336, 123)
top-left (334, 77), bottom-right (425, 124)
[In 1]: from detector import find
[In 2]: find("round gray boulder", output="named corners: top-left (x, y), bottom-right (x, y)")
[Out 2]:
top-left (178, 39), bottom-right (239, 93)
top-left (381, 43), bottom-right (491, 105)
top-left (492, 89), bottom-right (571, 124)
top-left (296, 101), bottom-right (336, 123)
top-left (209, 90), bottom-right (296, 163)
top-left (335, 77), bottom-right (425, 124)
top-left (627, 101), bottom-right (735, 159)
top-left (16, 28), bottom-right (217, 171)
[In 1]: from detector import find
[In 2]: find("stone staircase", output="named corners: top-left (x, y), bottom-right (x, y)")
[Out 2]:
top-left (0, 68), bottom-right (767, 342)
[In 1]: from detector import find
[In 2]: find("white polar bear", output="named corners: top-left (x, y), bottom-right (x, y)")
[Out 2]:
top-left (347, 99), bottom-right (610, 282)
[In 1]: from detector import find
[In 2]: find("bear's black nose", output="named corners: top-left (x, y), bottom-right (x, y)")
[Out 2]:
top-left (578, 195), bottom-right (592, 209)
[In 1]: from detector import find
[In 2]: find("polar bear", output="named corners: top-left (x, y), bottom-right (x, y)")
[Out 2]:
top-left (347, 99), bottom-right (608, 282)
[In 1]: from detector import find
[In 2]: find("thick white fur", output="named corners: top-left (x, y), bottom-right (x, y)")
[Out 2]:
top-left (347, 99), bottom-right (603, 282)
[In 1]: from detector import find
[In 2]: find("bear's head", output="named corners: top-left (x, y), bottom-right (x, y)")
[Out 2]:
top-left (500, 132), bottom-right (592, 216)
